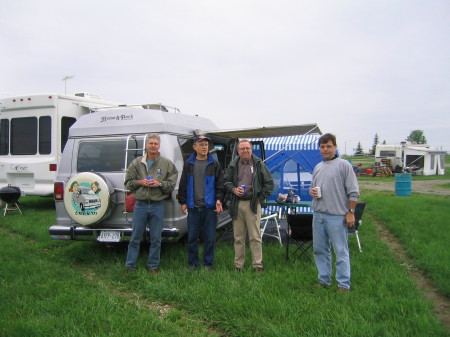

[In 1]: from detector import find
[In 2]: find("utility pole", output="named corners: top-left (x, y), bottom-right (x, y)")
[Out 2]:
top-left (62, 75), bottom-right (75, 94)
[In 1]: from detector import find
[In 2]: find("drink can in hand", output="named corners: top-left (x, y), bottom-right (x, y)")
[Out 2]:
top-left (147, 176), bottom-right (152, 180)
top-left (315, 187), bottom-right (322, 198)
top-left (240, 185), bottom-right (246, 196)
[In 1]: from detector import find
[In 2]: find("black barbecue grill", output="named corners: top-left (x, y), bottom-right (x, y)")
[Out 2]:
top-left (0, 185), bottom-right (22, 216)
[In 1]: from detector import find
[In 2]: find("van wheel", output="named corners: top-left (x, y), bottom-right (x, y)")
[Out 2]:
top-left (63, 172), bottom-right (115, 226)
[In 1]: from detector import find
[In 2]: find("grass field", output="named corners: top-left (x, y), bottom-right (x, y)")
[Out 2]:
top-left (1, 168), bottom-right (449, 336)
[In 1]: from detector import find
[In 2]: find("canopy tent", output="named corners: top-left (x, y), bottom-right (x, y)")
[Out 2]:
top-left (403, 146), bottom-right (446, 175)
top-left (251, 134), bottom-right (322, 202)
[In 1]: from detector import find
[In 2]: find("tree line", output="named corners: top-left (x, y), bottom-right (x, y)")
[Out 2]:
top-left (353, 130), bottom-right (427, 156)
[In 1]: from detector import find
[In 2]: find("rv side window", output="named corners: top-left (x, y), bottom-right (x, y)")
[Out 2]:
top-left (11, 117), bottom-right (38, 155)
top-left (77, 140), bottom-right (127, 172)
top-left (39, 116), bottom-right (51, 155)
top-left (0, 119), bottom-right (9, 155)
top-left (379, 150), bottom-right (396, 157)
top-left (61, 117), bottom-right (76, 152)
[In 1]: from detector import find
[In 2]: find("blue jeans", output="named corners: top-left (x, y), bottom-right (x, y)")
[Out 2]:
top-left (312, 212), bottom-right (351, 289)
top-left (187, 207), bottom-right (217, 267)
top-left (126, 200), bottom-right (164, 270)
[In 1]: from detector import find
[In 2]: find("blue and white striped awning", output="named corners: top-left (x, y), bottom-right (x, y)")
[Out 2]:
top-left (251, 134), bottom-right (320, 152)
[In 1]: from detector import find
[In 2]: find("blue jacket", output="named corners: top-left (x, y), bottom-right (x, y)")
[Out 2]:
top-left (178, 153), bottom-right (224, 209)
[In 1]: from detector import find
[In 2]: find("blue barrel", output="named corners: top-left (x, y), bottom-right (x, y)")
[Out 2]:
top-left (395, 173), bottom-right (412, 196)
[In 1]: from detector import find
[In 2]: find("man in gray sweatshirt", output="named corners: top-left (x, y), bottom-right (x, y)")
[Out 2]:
top-left (310, 133), bottom-right (359, 292)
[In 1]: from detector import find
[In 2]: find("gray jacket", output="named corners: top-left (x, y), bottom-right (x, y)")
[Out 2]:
top-left (124, 154), bottom-right (178, 201)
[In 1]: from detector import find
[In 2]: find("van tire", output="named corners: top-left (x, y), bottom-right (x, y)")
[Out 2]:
top-left (63, 172), bottom-right (115, 226)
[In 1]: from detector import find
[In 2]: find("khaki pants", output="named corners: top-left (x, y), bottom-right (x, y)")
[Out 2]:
top-left (233, 200), bottom-right (262, 269)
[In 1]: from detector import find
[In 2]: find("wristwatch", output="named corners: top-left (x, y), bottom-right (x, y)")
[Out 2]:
top-left (348, 209), bottom-right (355, 214)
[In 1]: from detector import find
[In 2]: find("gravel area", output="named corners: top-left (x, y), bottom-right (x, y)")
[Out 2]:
top-left (359, 179), bottom-right (450, 196)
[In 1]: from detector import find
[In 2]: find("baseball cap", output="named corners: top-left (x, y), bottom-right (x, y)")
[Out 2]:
top-left (194, 135), bottom-right (211, 143)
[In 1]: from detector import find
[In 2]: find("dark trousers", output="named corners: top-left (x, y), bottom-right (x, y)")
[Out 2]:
top-left (187, 207), bottom-right (217, 267)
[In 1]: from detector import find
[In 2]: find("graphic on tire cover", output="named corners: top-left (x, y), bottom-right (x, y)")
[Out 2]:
top-left (64, 172), bottom-right (111, 226)
top-left (70, 180), bottom-right (101, 211)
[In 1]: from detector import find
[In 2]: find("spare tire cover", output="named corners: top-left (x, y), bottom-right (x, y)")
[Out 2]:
top-left (64, 172), bottom-right (113, 226)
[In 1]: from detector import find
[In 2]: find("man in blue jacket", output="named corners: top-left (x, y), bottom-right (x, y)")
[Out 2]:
top-left (178, 136), bottom-right (224, 270)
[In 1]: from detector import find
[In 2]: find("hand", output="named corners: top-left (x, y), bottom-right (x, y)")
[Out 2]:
top-left (311, 187), bottom-right (320, 199)
top-left (149, 179), bottom-right (161, 188)
top-left (142, 178), bottom-right (160, 188)
top-left (181, 204), bottom-right (188, 214)
top-left (140, 178), bottom-right (151, 187)
top-left (215, 200), bottom-right (223, 213)
top-left (345, 213), bottom-right (355, 227)
top-left (234, 187), bottom-right (244, 197)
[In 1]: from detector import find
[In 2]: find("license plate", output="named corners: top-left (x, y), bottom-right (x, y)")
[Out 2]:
top-left (98, 231), bottom-right (121, 242)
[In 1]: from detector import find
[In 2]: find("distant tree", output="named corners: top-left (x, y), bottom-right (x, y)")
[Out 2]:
top-left (370, 133), bottom-right (379, 155)
top-left (406, 130), bottom-right (427, 144)
top-left (382, 140), bottom-right (386, 145)
top-left (354, 141), bottom-right (364, 156)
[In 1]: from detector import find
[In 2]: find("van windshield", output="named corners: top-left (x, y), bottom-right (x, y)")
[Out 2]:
top-left (77, 139), bottom-right (143, 172)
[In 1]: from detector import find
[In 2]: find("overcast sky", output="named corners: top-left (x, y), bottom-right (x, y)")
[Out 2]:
top-left (1, 0), bottom-right (449, 153)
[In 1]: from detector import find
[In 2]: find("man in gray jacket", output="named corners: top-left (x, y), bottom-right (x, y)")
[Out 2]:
top-left (310, 133), bottom-right (359, 292)
top-left (125, 134), bottom-right (178, 274)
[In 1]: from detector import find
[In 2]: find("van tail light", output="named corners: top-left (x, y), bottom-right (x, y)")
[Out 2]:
top-left (49, 164), bottom-right (57, 171)
top-left (54, 182), bottom-right (64, 200)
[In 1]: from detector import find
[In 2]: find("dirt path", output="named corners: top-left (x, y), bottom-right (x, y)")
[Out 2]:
top-left (360, 178), bottom-right (450, 331)
top-left (359, 179), bottom-right (450, 196)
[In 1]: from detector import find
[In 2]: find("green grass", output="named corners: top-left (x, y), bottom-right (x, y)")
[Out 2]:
top-left (0, 195), bottom-right (449, 336)
top-left (360, 190), bottom-right (450, 297)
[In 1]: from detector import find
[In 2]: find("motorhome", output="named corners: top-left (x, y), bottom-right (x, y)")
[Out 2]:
top-left (375, 142), bottom-right (446, 175)
top-left (48, 103), bottom-right (319, 243)
top-left (0, 93), bottom-right (120, 196)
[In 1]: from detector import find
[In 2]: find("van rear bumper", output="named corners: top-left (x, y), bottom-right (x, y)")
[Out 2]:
top-left (48, 225), bottom-right (180, 242)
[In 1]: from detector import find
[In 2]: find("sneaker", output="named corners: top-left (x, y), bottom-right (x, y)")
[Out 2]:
top-left (337, 286), bottom-right (349, 293)
top-left (187, 265), bottom-right (198, 271)
top-left (235, 267), bottom-right (242, 272)
top-left (126, 267), bottom-right (136, 272)
top-left (148, 269), bottom-right (159, 275)
top-left (256, 267), bottom-right (264, 274)
top-left (204, 265), bottom-right (214, 272)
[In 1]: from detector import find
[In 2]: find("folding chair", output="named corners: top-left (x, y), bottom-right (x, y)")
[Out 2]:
top-left (285, 213), bottom-right (313, 260)
top-left (348, 202), bottom-right (366, 253)
top-left (260, 213), bottom-right (282, 245)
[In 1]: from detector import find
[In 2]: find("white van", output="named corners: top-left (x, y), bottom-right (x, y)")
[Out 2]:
top-left (0, 93), bottom-right (120, 196)
top-left (48, 103), bottom-right (319, 242)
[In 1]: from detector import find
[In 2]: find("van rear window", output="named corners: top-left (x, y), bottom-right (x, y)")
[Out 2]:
top-left (77, 139), bottom-right (143, 172)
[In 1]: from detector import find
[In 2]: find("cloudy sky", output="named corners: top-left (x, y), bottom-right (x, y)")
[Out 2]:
top-left (1, 0), bottom-right (449, 153)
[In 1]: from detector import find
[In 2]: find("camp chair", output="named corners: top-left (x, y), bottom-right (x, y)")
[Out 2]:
top-left (348, 202), bottom-right (366, 253)
top-left (260, 213), bottom-right (282, 245)
top-left (285, 213), bottom-right (313, 260)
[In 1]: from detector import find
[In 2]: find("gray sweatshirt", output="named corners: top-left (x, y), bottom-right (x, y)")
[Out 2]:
top-left (311, 157), bottom-right (360, 215)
